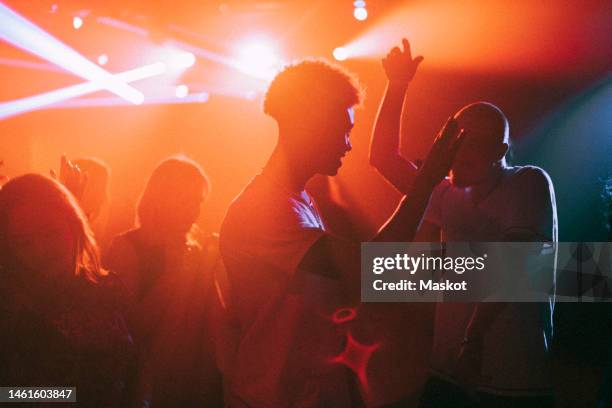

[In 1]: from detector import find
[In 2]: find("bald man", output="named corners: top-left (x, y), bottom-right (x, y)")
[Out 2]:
top-left (370, 40), bottom-right (557, 407)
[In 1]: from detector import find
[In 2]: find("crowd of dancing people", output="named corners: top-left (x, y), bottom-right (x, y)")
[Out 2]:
top-left (1, 39), bottom-right (611, 407)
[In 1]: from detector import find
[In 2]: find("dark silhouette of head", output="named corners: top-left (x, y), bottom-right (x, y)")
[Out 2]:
top-left (450, 101), bottom-right (510, 187)
top-left (0, 174), bottom-right (102, 283)
top-left (137, 155), bottom-right (209, 240)
top-left (263, 59), bottom-right (364, 176)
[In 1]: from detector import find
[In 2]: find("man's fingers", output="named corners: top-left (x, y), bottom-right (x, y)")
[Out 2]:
top-left (414, 55), bottom-right (424, 67)
top-left (402, 38), bottom-right (411, 58)
top-left (391, 46), bottom-right (401, 55)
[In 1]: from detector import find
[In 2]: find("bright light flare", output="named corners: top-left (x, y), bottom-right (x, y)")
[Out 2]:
top-left (175, 84), bottom-right (189, 98)
top-left (49, 92), bottom-right (210, 109)
top-left (72, 16), bottom-right (83, 29)
top-left (0, 62), bottom-right (167, 119)
top-left (0, 2), bottom-right (143, 104)
top-left (333, 47), bottom-right (349, 61)
top-left (353, 7), bottom-right (368, 21)
top-left (234, 39), bottom-right (281, 81)
top-left (169, 51), bottom-right (196, 70)
top-left (97, 54), bottom-right (108, 66)
top-left (341, 2), bottom-right (609, 74)
top-left (150, 45), bottom-right (197, 72)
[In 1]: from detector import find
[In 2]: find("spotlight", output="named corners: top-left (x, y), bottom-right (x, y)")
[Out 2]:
top-left (0, 62), bottom-right (166, 119)
top-left (169, 51), bottom-right (196, 70)
top-left (0, 2), bottom-right (143, 104)
top-left (175, 84), bottom-right (189, 98)
top-left (97, 54), bottom-right (108, 66)
top-left (353, 7), bottom-right (368, 21)
top-left (235, 39), bottom-right (280, 80)
top-left (72, 16), bottom-right (83, 29)
top-left (333, 47), bottom-right (349, 61)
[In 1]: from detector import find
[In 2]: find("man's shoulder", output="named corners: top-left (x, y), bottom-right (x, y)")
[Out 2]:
top-left (506, 165), bottom-right (554, 191)
top-left (221, 176), bottom-right (312, 238)
top-left (224, 176), bottom-right (290, 220)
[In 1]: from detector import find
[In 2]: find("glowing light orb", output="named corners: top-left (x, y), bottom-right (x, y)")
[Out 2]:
top-left (169, 51), bottom-right (196, 70)
top-left (175, 84), bottom-right (189, 98)
top-left (72, 16), bottom-right (83, 29)
top-left (353, 7), bottom-right (368, 21)
top-left (333, 47), bottom-right (349, 61)
top-left (235, 39), bottom-right (280, 80)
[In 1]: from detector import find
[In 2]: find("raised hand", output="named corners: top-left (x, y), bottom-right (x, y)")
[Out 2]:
top-left (382, 38), bottom-right (424, 85)
top-left (51, 155), bottom-right (88, 200)
top-left (418, 117), bottom-right (465, 186)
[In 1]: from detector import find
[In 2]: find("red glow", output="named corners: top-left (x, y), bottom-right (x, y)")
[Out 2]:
top-left (332, 307), bottom-right (357, 324)
top-left (330, 331), bottom-right (381, 394)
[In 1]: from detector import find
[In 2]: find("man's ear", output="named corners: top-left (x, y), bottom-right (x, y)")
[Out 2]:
top-left (495, 142), bottom-right (509, 161)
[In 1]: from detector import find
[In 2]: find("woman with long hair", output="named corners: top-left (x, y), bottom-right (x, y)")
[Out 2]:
top-left (105, 155), bottom-right (223, 407)
top-left (0, 173), bottom-right (134, 406)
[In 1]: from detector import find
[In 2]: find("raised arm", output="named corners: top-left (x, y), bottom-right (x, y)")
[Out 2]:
top-left (370, 38), bottom-right (423, 193)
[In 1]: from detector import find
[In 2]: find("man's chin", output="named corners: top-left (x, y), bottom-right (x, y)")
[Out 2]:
top-left (321, 163), bottom-right (342, 176)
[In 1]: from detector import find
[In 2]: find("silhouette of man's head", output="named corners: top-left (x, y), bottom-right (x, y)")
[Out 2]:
top-left (450, 101), bottom-right (509, 187)
top-left (263, 59), bottom-right (364, 176)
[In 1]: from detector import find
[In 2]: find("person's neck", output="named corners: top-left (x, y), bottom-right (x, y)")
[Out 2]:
top-left (262, 144), bottom-right (313, 194)
top-left (469, 163), bottom-right (505, 203)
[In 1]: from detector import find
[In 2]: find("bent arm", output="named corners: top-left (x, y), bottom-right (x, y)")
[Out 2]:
top-left (372, 175), bottom-right (436, 242)
top-left (297, 234), bottom-right (361, 301)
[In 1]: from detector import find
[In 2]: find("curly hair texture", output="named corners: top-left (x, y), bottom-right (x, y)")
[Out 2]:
top-left (263, 59), bottom-right (364, 123)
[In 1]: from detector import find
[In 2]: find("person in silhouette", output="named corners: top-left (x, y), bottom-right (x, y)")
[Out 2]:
top-left (0, 174), bottom-right (134, 406)
top-left (370, 39), bottom-right (557, 408)
top-left (220, 55), bottom-right (463, 407)
top-left (105, 156), bottom-right (223, 407)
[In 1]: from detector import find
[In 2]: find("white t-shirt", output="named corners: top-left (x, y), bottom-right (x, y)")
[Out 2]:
top-left (423, 165), bottom-right (557, 396)
top-left (219, 174), bottom-right (353, 407)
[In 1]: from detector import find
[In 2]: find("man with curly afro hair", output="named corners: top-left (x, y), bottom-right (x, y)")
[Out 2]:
top-left (220, 53), bottom-right (463, 407)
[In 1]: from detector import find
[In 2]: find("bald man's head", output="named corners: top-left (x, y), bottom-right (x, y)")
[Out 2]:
top-left (450, 102), bottom-right (510, 187)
